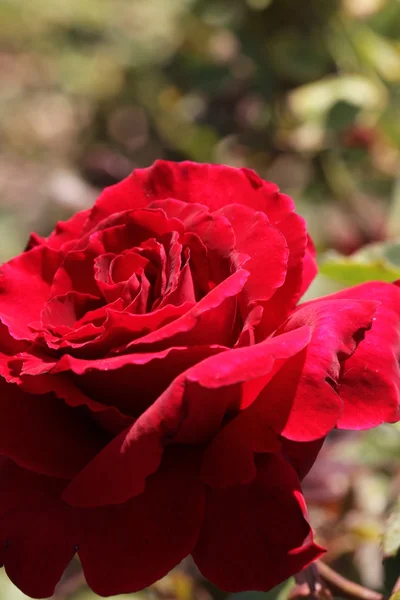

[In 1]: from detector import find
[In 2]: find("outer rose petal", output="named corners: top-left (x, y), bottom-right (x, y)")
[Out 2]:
top-left (84, 161), bottom-right (295, 231)
top-left (273, 298), bottom-right (379, 440)
top-left (260, 214), bottom-right (317, 336)
top-left (280, 436), bottom-right (325, 481)
top-left (311, 282), bottom-right (400, 429)
top-left (46, 209), bottom-right (91, 249)
top-left (192, 453), bottom-right (324, 592)
top-left (216, 204), bottom-right (289, 306)
top-left (0, 377), bottom-right (105, 478)
top-left (0, 246), bottom-right (63, 339)
top-left (62, 327), bottom-right (311, 507)
top-left (50, 345), bottom-right (227, 416)
top-left (0, 449), bottom-right (205, 598)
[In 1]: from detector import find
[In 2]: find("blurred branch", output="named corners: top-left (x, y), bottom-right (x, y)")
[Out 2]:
top-left (317, 561), bottom-right (385, 600)
top-left (290, 562), bottom-right (387, 600)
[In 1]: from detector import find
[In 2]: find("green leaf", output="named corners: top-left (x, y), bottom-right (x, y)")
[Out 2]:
top-left (320, 241), bottom-right (400, 286)
top-left (383, 500), bottom-right (400, 558)
top-left (228, 578), bottom-right (295, 600)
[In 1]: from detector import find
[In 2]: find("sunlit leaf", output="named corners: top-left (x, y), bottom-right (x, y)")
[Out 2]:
top-left (320, 241), bottom-right (400, 285)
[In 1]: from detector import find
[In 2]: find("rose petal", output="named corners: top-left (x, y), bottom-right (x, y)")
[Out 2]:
top-left (192, 453), bottom-right (324, 592)
top-left (51, 345), bottom-right (226, 417)
top-left (148, 198), bottom-right (235, 256)
top-left (0, 377), bottom-right (105, 478)
top-left (121, 269), bottom-right (249, 352)
top-left (314, 282), bottom-right (400, 429)
top-left (85, 162), bottom-right (292, 230)
top-left (272, 298), bottom-right (379, 440)
top-left (259, 213), bottom-right (317, 336)
top-left (0, 449), bottom-right (205, 598)
top-left (217, 203), bottom-right (289, 306)
top-left (62, 327), bottom-right (310, 507)
top-left (280, 436), bottom-right (325, 481)
top-left (0, 246), bottom-right (63, 340)
top-left (46, 209), bottom-right (91, 249)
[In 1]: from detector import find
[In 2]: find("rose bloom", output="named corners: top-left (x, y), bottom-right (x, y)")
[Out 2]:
top-left (0, 161), bottom-right (399, 598)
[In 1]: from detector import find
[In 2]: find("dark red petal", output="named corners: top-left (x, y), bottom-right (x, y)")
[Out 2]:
top-left (85, 161), bottom-right (295, 230)
top-left (0, 378), bottom-right (105, 478)
top-left (62, 327), bottom-right (310, 507)
top-left (0, 460), bottom-right (76, 598)
top-left (314, 282), bottom-right (400, 429)
top-left (240, 169), bottom-right (295, 224)
top-left (14, 369), bottom-right (133, 435)
top-left (274, 298), bottom-right (379, 440)
top-left (193, 453), bottom-right (324, 592)
top-left (79, 300), bottom-right (195, 356)
top-left (51, 345), bottom-right (226, 417)
top-left (78, 448), bottom-right (205, 596)
top-left (260, 213), bottom-right (317, 336)
top-left (0, 449), bottom-right (205, 598)
top-left (148, 198), bottom-right (235, 256)
top-left (158, 261), bottom-right (196, 306)
top-left (46, 209), bottom-right (91, 249)
top-left (0, 246), bottom-right (63, 340)
top-left (41, 292), bottom-right (102, 330)
top-left (201, 414), bottom-right (281, 487)
top-left (299, 234), bottom-right (318, 297)
top-left (280, 436), bottom-right (326, 481)
top-left (217, 203), bottom-right (289, 306)
top-left (122, 269), bottom-right (248, 352)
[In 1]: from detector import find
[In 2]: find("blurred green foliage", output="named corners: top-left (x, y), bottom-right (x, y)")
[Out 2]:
top-left (1, 0), bottom-right (400, 598)
top-left (0, 0), bottom-right (400, 259)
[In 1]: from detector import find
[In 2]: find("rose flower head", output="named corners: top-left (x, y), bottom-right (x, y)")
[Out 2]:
top-left (0, 161), bottom-right (399, 597)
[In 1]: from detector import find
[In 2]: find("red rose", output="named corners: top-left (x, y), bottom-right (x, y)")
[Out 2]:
top-left (0, 161), bottom-right (398, 597)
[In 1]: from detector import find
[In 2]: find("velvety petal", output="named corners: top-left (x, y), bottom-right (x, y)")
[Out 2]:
top-left (78, 448), bottom-right (205, 596)
top-left (0, 449), bottom-right (205, 598)
top-left (192, 453), bottom-right (324, 592)
top-left (41, 292), bottom-right (102, 330)
top-left (121, 269), bottom-right (248, 352)
top-left (79, 300), bottom-right (195, 356)
top-left (0, 377), bottom-right (105, 478)
top-left (299, 234), bottom-right (318, 298)
top-left (12, 365), bottom-right (133, 435)
top-left (0, 460), bottom-right (76, 598)
top-left (158, 261), bottom-right (196, 306)
top-left (280, 436), bottom-right (326, 481)
top-left (201, 413), bottom-right (281, 488)
top-left (217, 204), bottom-right (289, 306)
top-left (62, 327), bottom-right (310, 507)
top-left (0, 246), bottom-right (63, 339)
top-left (85, 161), bottom-right (295, 230)
top-left (46, 209), bottom-right (91, 249)
top-left (259, 212), bottom-right (316, 336)
top-left (50, 208), bottom-right (182, 299)
top-left (240, 168), bottom-right (295, 224)
top-left (314, 282), bottom-right (400, 429)
top-left (148, 198), bottom-right (235, 256)
top-left (50, 345), bottom-right (226, 416)
top-left (271, 298), bottom-right (379, 440)
top-left (50, 233), bottom-right (110, 299)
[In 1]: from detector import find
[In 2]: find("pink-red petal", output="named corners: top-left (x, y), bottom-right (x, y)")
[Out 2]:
top-left (271, 298), bottom-right (379, 440)
top-left (312, 282), bottom-right (400, 429)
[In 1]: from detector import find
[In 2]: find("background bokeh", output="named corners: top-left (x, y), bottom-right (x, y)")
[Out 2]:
top-left (1, 0), bottom-right (400, 599)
